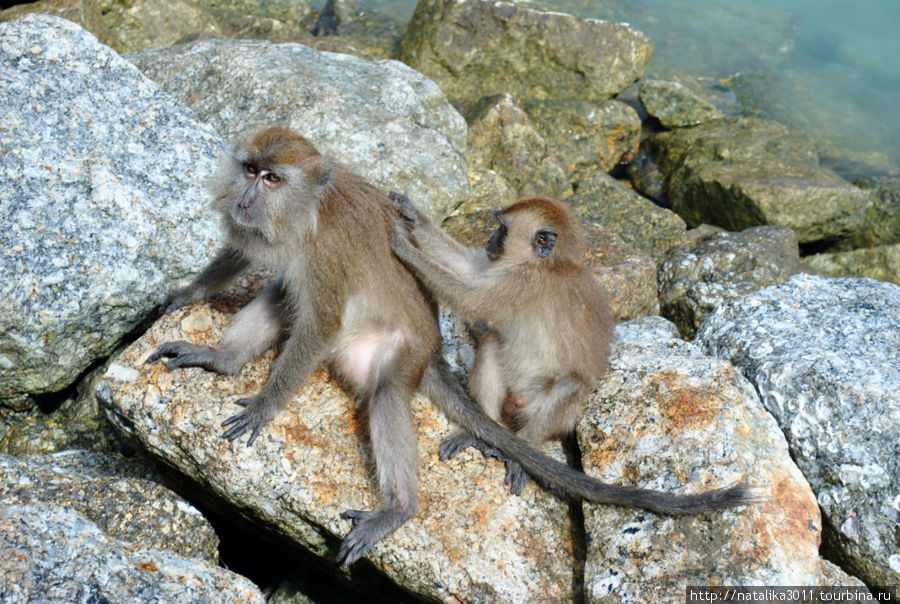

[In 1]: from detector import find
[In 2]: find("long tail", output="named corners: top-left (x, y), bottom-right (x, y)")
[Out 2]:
top-left (421, 359), bottom-right (756, 515)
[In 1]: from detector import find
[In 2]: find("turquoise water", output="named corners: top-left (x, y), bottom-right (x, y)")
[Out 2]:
top-left (365, 0), bottom-right (900, 177)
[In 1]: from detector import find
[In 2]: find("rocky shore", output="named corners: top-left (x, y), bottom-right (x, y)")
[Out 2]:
top-left (1, 2), bottom-right (897, 602)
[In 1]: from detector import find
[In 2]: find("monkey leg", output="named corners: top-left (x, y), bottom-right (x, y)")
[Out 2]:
top-left (160, 246), bottom-right (249, 314)
top-left (147, 280), bottom-right (287, 376)
top-left (337, 378), bottom-right (419, 566)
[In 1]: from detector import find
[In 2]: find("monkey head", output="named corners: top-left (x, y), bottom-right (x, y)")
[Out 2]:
top-left (209, 127), bottom-right (332, 244)
top-left (486, 197), bottom-right (585, 267)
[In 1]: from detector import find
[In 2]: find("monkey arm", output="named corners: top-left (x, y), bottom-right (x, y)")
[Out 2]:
top-left (221, 322), bottom-right (327, 446)
top-left (162, 246), bottom-right (250, 313)
top-left (391, 226), bottom-right (490, 318)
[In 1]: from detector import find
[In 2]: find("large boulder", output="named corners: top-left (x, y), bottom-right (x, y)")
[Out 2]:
top-left (128, 38), bottom-right (470, 220)
top-left (0, 14), bottom-right (223, 406)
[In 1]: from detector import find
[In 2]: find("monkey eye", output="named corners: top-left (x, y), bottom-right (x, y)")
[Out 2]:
top-left (243, 163), bottom-right (259, 178)
top-left (263, 172), bottom-right (282, 183)
top-left (532, 229), bottom-right (558, 259)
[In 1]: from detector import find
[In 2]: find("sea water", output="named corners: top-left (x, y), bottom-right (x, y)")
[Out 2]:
top-left (360, 0), bottom-right (900, 178)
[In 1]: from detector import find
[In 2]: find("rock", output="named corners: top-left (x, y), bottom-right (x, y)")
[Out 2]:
top-left (803, 244), bottom-right (900, 285)
top-left (128, 38), bottom-right (469, 221)
top-left (97, 293), bottom-right (580, 603)
top-left (0, 503), bottom-right (263, 602)
top-left (571, 169), bottom-right (688, 262)
top-left (658, 226), bottom-right (808, 338)
top-left (638, 76), bottom-right (739, 128)
top-left (462, 93), bottom-right (572, 200)
top-left (583, 224), bottom-right (659, 320)
top-left (646, 117), bottom-right (872, 244)
top-left (0, 450), bottom-right (219, 562)
top-left (0, 0), bottom-right (106, 37)
top-left (398, 0), bottom-right (652, 102)
top-left (522, 99), bottom-right (641, 176)
top-left (847, 177), bottom-right (900, 249)
top-left (696, 274), bottom-right (900, 587)
top-left (0, 15), bottom-right (223, 405)
top-left (581, 317), bottom-right (862, 601)
top-left (94, 0), bottom-right (222, 53)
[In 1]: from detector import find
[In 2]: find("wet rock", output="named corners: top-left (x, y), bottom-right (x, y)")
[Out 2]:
top-left (581, 317), bottom-right (864, 601)
top-left (638, 76), bottom-right (740, 128)
top-left (803, 244), bottom-right (900, 285)
top-left (128, 38), bottom-right (469, 220)
top-left (97, 296), bottom-right (579, 603)
top-left (523, 99), bottom-right (641, 176)
top-left (847, 177), bottom-right (900, 249)
top-left (0, 15), bottom-right (223, 405)
top-left (697, 274), bottom-right (900, 587)
top-left (462, 93), bottom-right (572, 200)
top-left (398, 0), bottom-right (652, 102)
top-left (0, 450), bottom-right (219, 562)
top-left (646, 117), bottom-right (872, 244)
top-left (658, 226), bottom-right (808, 338)
top-left (0, 503), bottom-right (263, 602)
top-left (571, 169), bottom-right (688, 262)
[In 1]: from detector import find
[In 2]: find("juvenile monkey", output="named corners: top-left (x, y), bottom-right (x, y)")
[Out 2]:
top-left (389, 195), bottom-right (613, 493)
top-left (149, 128), bottom-right (753, 566)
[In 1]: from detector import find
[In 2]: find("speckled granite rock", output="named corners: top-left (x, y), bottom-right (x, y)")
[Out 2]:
top-left (398, 0), bottom-right (653, 102)
top-left (580, 317), bottom-right (864, 601)
top-left (696, 274), bottom-right (900, 587)
top-left (0, 503), bottom-right (263, 602)
top-left (0, 14), bottom-right (223, 406)
top-left (0, 450), bottom-right (219, 562)
top-left (97, 293), bottom-right (579, 603)
top-left (803, 243), bottom-right (900, 285)
top-left (128, 37), bottom-right (469, 220)
top-left (658, 226), bottom-right (808, 338)
top-left (638, 76), bottom-right (739, 128)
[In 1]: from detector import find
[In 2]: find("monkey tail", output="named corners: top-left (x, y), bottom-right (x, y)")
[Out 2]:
top-left (421, 359), bottom-right (758, 515)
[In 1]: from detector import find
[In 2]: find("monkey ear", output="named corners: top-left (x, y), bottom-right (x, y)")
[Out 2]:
top-left (532, 228), bottom-right (557, 259)
top-left (310, 162), bottom-right (334, 197)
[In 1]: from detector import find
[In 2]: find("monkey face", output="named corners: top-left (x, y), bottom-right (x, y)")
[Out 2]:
top-left (485, 222), bottom-right (507, 262)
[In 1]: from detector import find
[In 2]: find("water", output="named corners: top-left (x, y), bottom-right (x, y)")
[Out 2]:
top-left (361, 0), bottom-right (900, 177)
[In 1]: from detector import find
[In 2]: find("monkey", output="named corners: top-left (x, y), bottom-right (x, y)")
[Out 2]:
top-left (387, 194), bottom-right (614, 493)
top-left (147, 127), bottom-right (755, 567)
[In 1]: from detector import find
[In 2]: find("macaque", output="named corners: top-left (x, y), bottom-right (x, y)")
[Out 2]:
top-left (148, 128), bottom-right (754, 566)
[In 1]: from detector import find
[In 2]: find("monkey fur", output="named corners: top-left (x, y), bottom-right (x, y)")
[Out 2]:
top-left (148, 128), bottom-right (755, 566)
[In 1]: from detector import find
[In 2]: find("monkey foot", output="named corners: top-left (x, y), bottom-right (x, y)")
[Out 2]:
top-left (221, 396), bottom-right (269, 446)
top-left (338, 507), bottom-right (413, 566)
top-left (439, 430), bottom-right (530, 495)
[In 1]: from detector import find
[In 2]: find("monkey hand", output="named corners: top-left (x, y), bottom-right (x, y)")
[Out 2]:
top-left (390, 222), bottom-right (421, 262)
top-left (387, 190), bottom-right (422, 227)
top-left (221, 396), bottom-right (276, 447)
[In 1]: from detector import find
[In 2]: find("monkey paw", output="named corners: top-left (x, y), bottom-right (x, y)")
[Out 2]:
top-left (337, 507), bottom-right (413, 566)
top-left (504, 460), bottom-right (529, 496)
top-left (221, 396), bottom-right (269, 446)
top-left (439, 430), bottom-right (504, 461)
top-left (387, 190), bottom-right (420, 225)
top-left (147, 341), bottom-right (215, 370)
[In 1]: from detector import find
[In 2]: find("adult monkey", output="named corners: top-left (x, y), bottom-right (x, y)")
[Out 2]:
top-left (148, 127), bottom-right (754, 566)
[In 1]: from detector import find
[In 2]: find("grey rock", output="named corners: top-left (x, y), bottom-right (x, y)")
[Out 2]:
top-left (696, 274), bottom-right (900, 587)
top-left (398, 0), bottom-right (653, 102)
top-left (0, 14), bottom-right (224, 404)
top-left (581, 317), bottom-right (863, 601)
top-left (128, 37), bottom-right (469, 220)
top-left (0, 450), bottom-right (220, 562)
top-left (658, 226), bottom-right (808, 338)
top-left (647, 117), bottom-right (872, 244)
top-left (0, 503), bottom-right (264, 602)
